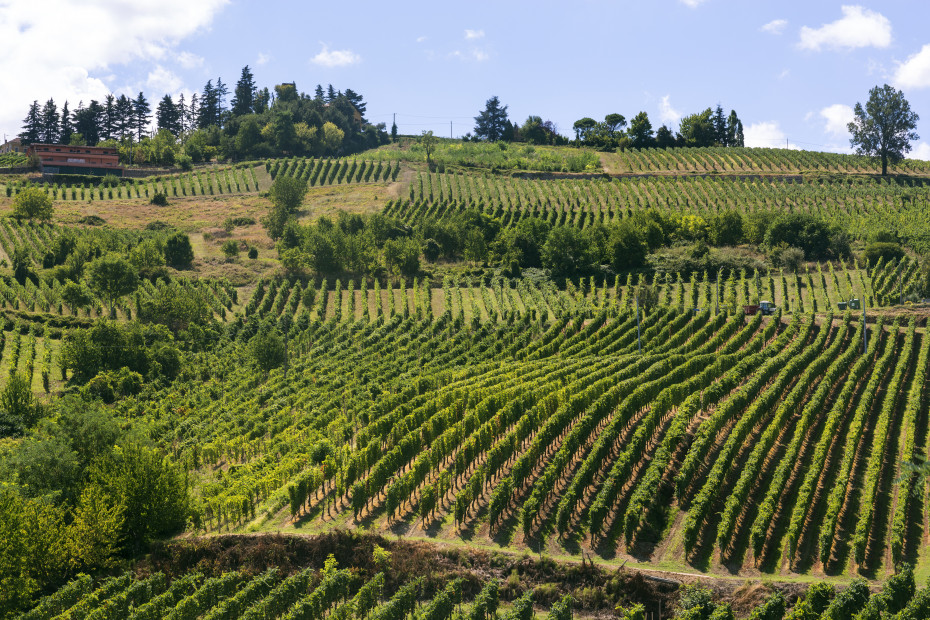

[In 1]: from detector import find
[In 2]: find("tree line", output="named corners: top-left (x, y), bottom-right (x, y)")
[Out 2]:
top-left (18, 65), bottom-right (388, 166)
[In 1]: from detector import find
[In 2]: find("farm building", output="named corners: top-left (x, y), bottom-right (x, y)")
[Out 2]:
top-left (26, 143), bottom-right (122, 176)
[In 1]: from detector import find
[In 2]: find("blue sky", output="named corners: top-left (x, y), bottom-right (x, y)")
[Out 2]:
top-left (3, 1), bottom-right (930, 158)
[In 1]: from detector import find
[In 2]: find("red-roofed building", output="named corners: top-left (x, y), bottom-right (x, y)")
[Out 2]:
top-left (26, 144), bottom-right (122, 176)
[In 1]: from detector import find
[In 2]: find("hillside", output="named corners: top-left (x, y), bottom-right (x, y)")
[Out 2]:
top-left (2, 143), bottom-right (930, 618)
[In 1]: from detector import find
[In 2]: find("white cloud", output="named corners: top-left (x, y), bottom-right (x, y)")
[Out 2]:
top-left (0, 0), bottom-right (227, 137)
top-left (761, 19), bottom-right (788, 35)
top-left (451, 49), bottom-right (490, 62)
top-left (820, 104), bottom-right (854, 136)
top-left (778, 69), bottom-right (791, 79)
top-left (146, 66), bottom-right (182, 95)
top-left (310, 44), bottom-right (361, 68)
top-left (679, 0), bottom-right (707, 7)
top-left (255, 52), bottom-right (271, 66)
top-left (658, 95), bottom-right (681, 125)
top-left (893, 44), bottom-right (930, 89)
top-left (799, 5), bottom-right (892, 51)
top-left (908, 142), bottom-right (930, 160)
top-left (416, 36), bottom-right (427, 43)
top-left (464, 29), bottom-right (484, 40)
top-left (744, 121), bottom-right (788, 148)
top-left (175, 51), bottom-right (204, 69)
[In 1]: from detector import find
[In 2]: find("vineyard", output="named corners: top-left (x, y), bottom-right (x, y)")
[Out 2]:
top-left (4, 140), bottom-right (930, 619)
top-left (90, 265), bottom-right (916, 581)
top-left (601, 145), bottom-right (930, 176)
top-left (386, 169), bottom-right (930, 252)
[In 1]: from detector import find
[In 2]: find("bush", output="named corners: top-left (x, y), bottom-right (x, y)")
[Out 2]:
top-left (164, 233), bottom-right (194, 268)
top-left (176, 154), bottom-right (193, 171)
top-left (221, 240), bottom-right (240, 259)
top-left (248, 246), bottom-right (258, 259)
top-left (863, 242), bottom-right (905, 265)
top-left (12, 186), bottom-right (54, 221)
top-left (773, 246), bottom-right (805, 273)
top-left (150, 192), bottom-right (169, 206)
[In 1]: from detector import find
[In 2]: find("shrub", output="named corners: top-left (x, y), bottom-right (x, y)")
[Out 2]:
top-left (221, 240), bottom-right (240, 259)
top-left (248, 246), bottom-right (258, 259)
top-left (150, 192), bottom-right (169, 206)
top-left (863, 242), bottom-right (905, 265)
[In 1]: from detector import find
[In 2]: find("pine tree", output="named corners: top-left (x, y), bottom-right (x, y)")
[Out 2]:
top-left (187, 93), bottom-right (199, 132)
top-left (474, 96), bottom-right (509, 141)
top-left (19, 101), bottom-right (41, 145)
top-left (133, 92), bottom-right (151, 141)
top-left (60, 101), bottom-right (73, 145)
top-left (391, 120), bottom-right (398, 143)
top-left (713, 104), bottom-right (728, 146)
top-left (231, 65), bottom-right (256, 116)
top-left (198, 80), bottom-right (218, 128)
top-left (177, 93), bottom-right (187, 134)
top-left (216, 77), bottom-right (229, 126)
top-left (343, 88), bottom-right (367, 120)
top-left (156, 95), bottom-right (181, 135)
top-left (314, 85), bottom-right (324, 101)
top-left (102, 94), bottom-right (116, 141)
top-left (326, 84), bottom-right (337, 103)
top-left (115, 95), bottom-right (134, 138)
top-left (40, 98), bottom-right (60, 144)
top-left (72, 100), bottom-right (103, 145)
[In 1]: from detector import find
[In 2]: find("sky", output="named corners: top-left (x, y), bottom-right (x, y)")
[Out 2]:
top-left (3, 1), bottom-right (930, 158)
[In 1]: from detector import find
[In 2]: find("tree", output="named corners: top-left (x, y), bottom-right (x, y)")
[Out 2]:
top-left (12, 186), bottom-right (54, 221)
top-left (0, 374), bottom-right (40, 438)
top-left (60, 101), bottom-right (73, 145)
top-left (419, 130), bottom-right (436, 165)
top-left (41, 99), bottom-right (60, 144)
top-left (628, 112), bottom-right (655, 149)
top-left (132, 92), bottom-right (151, 142)
top-left (265, 175), bottom-right (308, 240)
top-left (656, 124), bottom-right (676, 148)
top-left (250, 328), bottom-right (286, 372)
top-left (85, 443), bottom-right (190, 553)
top-left (155, 95), bottom-right (181, 135)
top-left (604, 113), bottom-right (627, 135)
top-left (572, 117), bottom-right (597, 142)
top-left (391, 120), bottom-right (398, 143)
top-left (62, 280), bottom-right (93, 312)
top-left (727, 110), bottom-right (744, 147)
top-left (221, 240), bottom-right (240, 259)
top-left (474, 96), bottom-right (509, 141)
top-left (542, 227), bottom-right (593, 277)
top-left (848, 84), bottom-right (920, 175)
top-left (87, 254), bottom-right (139, 312)
top-left (712, 104), bottom-right (727, 145)
top-left (19, 100), bottom-right (41, 145)
top-left (164, 233), bottom-right (194, 268)
top-left (231, 65), bottom-right (256, 116)
top-left (678, 108), bottom-right (715, 147)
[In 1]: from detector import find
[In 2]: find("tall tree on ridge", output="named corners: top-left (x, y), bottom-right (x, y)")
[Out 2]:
top-left (848, 83), bottom-right (920, 176)
top-left (102, 94), bottom-right (116, 141)
top-left (19, 100), bottom-right (41, 145)
top-left (727, 110), bottom-right (744, 147)
top-left (133, 92), bottom-right (151, 141)
top-left (40, 98), bottom-right (60, 144)
top-left (474, 96), bottom-right (509, 141)
top-left (712, 104), bottom-right (728, 146)
top-left (60, 101), bottom-right (73, 144)
top-left (231, 65), bottom-right (256, 116)
top-left (115, 95), bottom-right (134, 138)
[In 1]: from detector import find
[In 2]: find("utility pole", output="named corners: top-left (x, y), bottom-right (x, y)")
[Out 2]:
top-left (450, 120), bottom-right (453, 139)
top-left (862, 303), bottom-right (868, 355)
